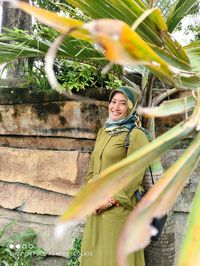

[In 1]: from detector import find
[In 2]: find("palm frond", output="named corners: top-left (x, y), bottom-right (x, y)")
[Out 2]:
top-left (166, 0), bottom-right (199, 32)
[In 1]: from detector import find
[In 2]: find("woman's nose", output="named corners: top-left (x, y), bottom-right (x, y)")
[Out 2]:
top-left (114, 102), bottom-right (120, 110)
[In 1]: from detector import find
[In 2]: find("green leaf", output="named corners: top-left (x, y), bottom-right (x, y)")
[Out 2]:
top-left (0, 42), bottom-right (43, 64)
top-left (137, 95), bottom-right (196, 117)
top-left (166, 0), bottom-right (198, 32)
top-left (1, 261), bottom-right (10, 266)
top-left (177, 182), bottom-right (200, 266)
top-left (0, 29), bottom-right (104, 64)
top-left (184, 41), bottom-right (200, 74)
top-left (131, 8), bottom-right (167, 31)
top-left (151, 44), bottom-right (191, 71)
top-left (117, 131), bottom-right (200, 265)
top-left (58, 116), bottom-right (196, 224)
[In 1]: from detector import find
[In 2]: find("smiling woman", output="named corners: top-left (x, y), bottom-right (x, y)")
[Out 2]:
top-left (80, 86), bottom-right (149, 266)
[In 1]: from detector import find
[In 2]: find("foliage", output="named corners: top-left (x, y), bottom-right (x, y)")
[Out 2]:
top-left (0, 26), bottom-right (104, 65)
top-left (55, 60), bottom-right (122, 92)
top-left (67, 235), bottom-right (82, 266)
top-left (33, 0), bottom-right (67, 12)
top-left (27, 59), bottom-right (122, 91)
top-left (166, 0), bottom-right (199, 32)
top-left (22, 60), bottom-right (121, 92)
top-left (0, 26), bottom-right (121, 91)
top-left (0, 0), bottom-right (112, 92)
top-left (184, 40), bottom-right (200, 74)
top-left (2, 1), bottom-right (200, 90)
top-left (32, 0), bottom-right (88, 21)
top-left (0, 221), bottom-right (47, 265)
top-left (27, 61), bottom-right (52, 91)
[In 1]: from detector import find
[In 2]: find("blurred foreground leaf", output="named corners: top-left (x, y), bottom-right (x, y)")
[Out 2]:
top-left (177, 181), bottom-right (200, 266)
top-left (117, 131), bottom-right (200, 266)
top-left (14, 1), bottom-right (91, 41)
top-left (138, 95), bottom-right (196, 117)
top-left (185, 40), bottom-right (200, 74)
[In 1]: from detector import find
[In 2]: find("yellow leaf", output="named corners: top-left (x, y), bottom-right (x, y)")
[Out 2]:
top-left (84, 19), bottom-right (174, 83)
top-left (132, 8), bottom-right (168, 32)
top-left (149, 8), bottom-right (168, 32)
top-left (15, 1), bottom-right (91, 41)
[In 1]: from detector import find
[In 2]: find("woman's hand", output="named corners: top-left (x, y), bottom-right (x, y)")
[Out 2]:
top-left (94, 196), bottom-right (120, 215)
top-left (94, 202), bottom-right (111, 215)
top-left (108, 196), bottom-right (120, 206)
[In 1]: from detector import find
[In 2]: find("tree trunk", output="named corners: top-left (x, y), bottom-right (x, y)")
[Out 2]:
top-left (144, 211), bottom-right (175, 266)
top-left (1, 1), bottom-right (31, 78)
top-left (143, 169), bottom-right (175, 266)
top-left (2, 1), bottom-right (31, 32)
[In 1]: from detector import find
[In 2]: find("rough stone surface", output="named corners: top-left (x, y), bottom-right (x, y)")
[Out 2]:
top-left (0, 101), bottom-right (107, 139)
top-left (0, 181), bottom-right (72, 215)
top-left (161, 149), bottom-right (200, 212)
top-left (0, 87), bottom-right (111, 104)
top-left (0, 147), bottom-right (89, 196)
top-left (155, 114), bottom-right (184, 136)
top-left (0, 207), bottom-right (84, 258)
top-left (0, 136), bottom-right (95, 152)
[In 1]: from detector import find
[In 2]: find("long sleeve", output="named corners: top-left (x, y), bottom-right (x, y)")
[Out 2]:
top-left (84, 128), bottom-right (103, 183)
top-left (84, 150), bottom-right (95, 183)
top-left (114, 128), bottom-right (149, 209)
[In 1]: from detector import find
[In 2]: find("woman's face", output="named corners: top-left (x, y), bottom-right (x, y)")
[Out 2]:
top-left (109, 92), bottom-right (128, 121)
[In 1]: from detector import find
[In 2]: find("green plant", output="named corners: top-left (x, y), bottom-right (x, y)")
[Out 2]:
top-left (67, 235), bottom-right (82, 266)
top-left (0, 221), bottom-right (47, 266)
top-left (57, 61), bottom-right (122, 92)
top-left (0, 25), bottom-right (122, 92)
top-left (26, 59), bottom-right (122, 92)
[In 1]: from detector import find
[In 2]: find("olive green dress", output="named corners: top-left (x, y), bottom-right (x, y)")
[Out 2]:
top-left (80, 128), bottom-right (149, 266)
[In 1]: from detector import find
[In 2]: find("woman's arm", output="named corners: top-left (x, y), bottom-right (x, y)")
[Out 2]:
top-left (114, 128), bottom-right (149, 209)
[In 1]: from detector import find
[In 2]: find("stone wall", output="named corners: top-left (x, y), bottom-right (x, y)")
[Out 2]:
top-left (0, 88), bottom-right (199, 265)
top-left (0, 88), bottom-right (108, 264)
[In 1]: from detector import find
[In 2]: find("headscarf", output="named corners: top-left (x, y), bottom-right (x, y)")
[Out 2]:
top-left (104, 86), bottom-right (140, 135)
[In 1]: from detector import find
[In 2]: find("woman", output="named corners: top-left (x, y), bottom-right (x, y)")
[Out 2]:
top-left (80, 86), bottom-right (149, 266)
